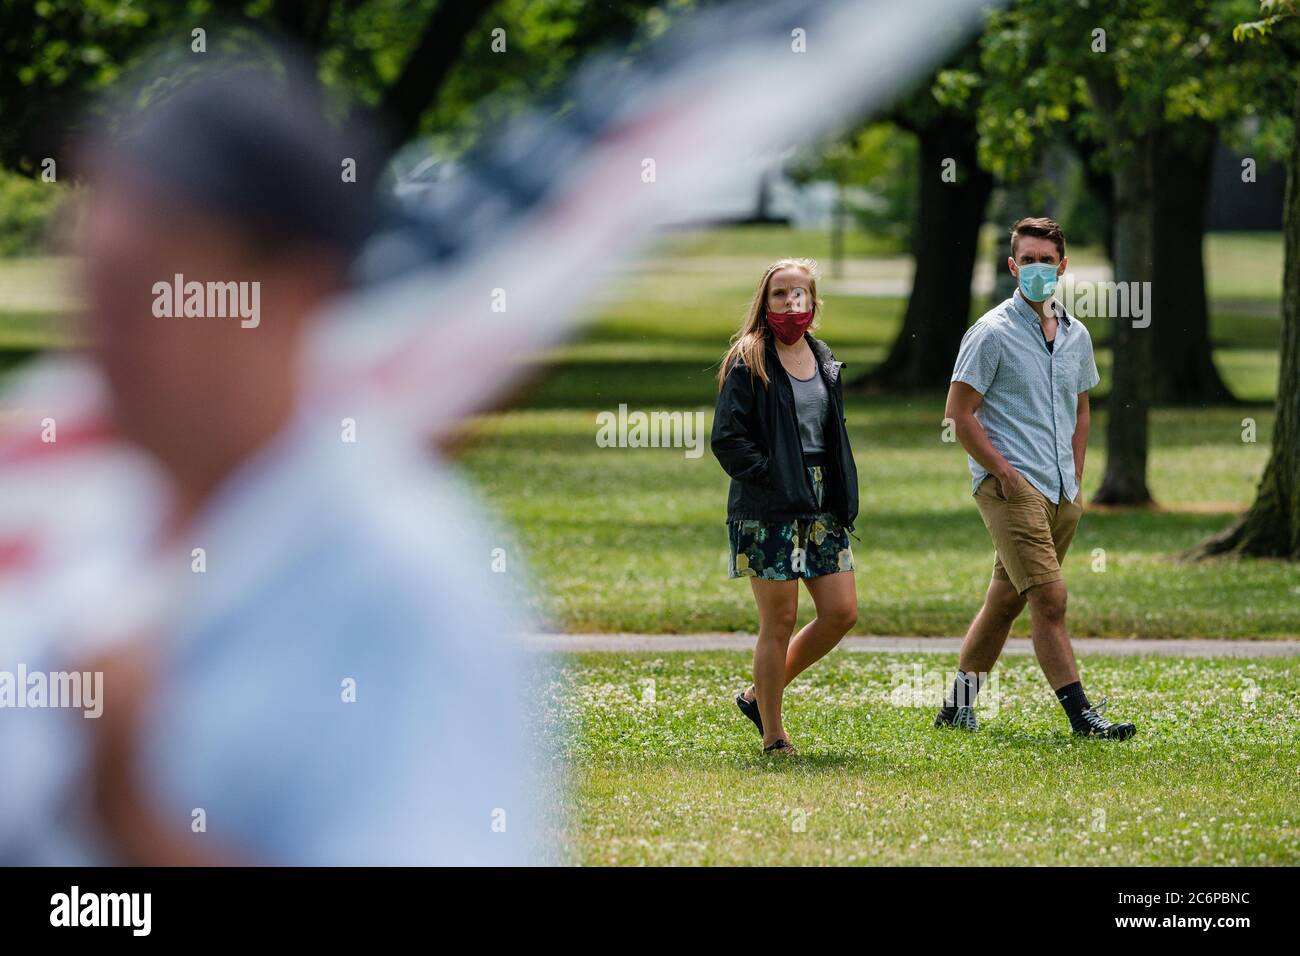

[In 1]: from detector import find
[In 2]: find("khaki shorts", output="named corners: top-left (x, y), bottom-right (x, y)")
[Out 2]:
top-left (973, 474), bottom-right (1083, 594)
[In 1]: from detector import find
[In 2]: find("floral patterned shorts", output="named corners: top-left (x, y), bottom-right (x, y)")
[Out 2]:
top-left (727, 465), bottom-right (855, 580)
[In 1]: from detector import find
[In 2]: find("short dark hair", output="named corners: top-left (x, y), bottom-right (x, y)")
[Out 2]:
top-left (1010, 217), bottom-right (1066, 260)
top-left (87, 40), bottom-right (379, 260)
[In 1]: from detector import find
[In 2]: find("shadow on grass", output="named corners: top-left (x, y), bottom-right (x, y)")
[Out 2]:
top-left (521, 360), bottom-right (726, 409)
top-left (735, 750), bottom-right (857, 772)
top-left (970, 726), bottom-right (1089, 749)
top-left (0, 347), bottom-right (38, 372)
top-left (514, 508), bottom-right (1241, 556)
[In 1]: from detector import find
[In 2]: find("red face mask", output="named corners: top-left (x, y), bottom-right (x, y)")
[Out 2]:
top-left (766, 309), bottom-right (814, 345)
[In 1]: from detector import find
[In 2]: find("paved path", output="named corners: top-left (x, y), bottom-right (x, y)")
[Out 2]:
top-left (529, 633), bottom-right (1300, 657)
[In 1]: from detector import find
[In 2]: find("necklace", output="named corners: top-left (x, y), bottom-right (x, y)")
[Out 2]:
top-left (779, 344), bottom-right (816, 379)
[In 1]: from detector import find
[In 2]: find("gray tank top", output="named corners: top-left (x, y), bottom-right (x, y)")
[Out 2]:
top-left (787, 366), bottom-right (828, 454)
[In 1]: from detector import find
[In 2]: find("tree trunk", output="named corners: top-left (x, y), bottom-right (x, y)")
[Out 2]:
top-left (1192, 81), bottom-right (1300, 559)
top-left (1093, 130), bottom-right (1156, 505)
top-left (830, 178), bottom-right (844, 278)
top-left (379, 1), bottom-right (498, 146)
top-left (1151, 121), bottom-right (1236, 406)
top-left (755, 169), bottom-right (772, 221)
top-left (1069, 133), bottom-right (1115, 264)
top-left (985, 184), bottom-right (1029, 308)
top-left (851, 116), bottom-right (992, 392)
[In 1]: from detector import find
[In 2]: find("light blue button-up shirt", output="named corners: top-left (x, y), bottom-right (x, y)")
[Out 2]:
top-left (950, 288), bottom-right (1101, 504)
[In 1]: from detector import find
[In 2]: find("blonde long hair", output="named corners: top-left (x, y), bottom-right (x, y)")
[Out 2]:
top-left (716, 258), bottom-right (823, 390)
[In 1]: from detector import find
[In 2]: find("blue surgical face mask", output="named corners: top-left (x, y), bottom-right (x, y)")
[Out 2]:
top-left (1017, 262), bottom-right (1059, 302)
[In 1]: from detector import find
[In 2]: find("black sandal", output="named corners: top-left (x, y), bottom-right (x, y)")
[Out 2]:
top-left (763, 738), bottom-right (797, 755)
top-left (735, 687), bottom-right (763, 736)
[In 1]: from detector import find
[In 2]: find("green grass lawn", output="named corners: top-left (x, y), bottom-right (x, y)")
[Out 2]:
top-left (463, 399), bottom-right (1294, 637)
top-left (554, 650), bottom-right (1300, 865)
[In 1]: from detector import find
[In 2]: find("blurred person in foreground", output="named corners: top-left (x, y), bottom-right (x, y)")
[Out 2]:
top-left (0, 50), bottom-right (552, 865)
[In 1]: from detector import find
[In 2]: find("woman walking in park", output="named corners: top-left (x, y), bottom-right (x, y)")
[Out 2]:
top-left (711, 258), bottom-right (860, 755)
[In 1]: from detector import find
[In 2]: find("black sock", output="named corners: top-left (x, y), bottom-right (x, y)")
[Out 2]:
top-left (1055, 681), bottom-right (1092, 728)
top-left (939, 670), bottom-right (982, 716)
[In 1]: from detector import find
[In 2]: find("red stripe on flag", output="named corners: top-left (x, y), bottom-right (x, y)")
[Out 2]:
top-left (0, 416), bottom-right (115, 465)
top-left (0, 533), bottom-right (37, 574)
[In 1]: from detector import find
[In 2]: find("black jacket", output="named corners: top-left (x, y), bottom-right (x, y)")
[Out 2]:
top-left (710, 332), bottom-right (859, 536)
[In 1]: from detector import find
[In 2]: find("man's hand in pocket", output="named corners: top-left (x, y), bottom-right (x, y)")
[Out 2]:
top-left (996, 465), bottom-right (1025, 499)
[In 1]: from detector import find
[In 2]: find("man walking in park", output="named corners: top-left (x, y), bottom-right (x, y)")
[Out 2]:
top-left (934, 217), bottom-right (1136, 740)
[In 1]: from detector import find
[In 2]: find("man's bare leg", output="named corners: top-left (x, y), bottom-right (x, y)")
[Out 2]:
top-left (936, 577), bottom-right (1026, 724)
top-left (958, 577), bottom-right (1027, 674)
top-left (1024, 579), bottom-right (1078, 689)
top-left (1024, 579), bottom-right (1135, 738)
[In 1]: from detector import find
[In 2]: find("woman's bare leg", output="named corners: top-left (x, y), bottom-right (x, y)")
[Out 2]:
top-left (748, 577), bottom-right (799, 747)
top-left (785, 570), bottom-right (858, 683)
